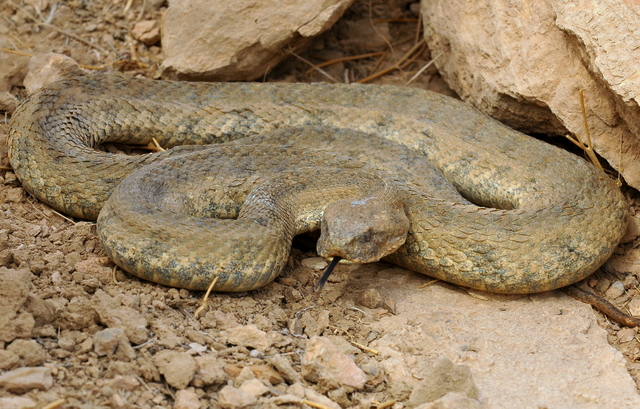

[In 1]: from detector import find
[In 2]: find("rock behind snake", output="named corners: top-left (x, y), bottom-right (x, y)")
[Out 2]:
top-left (7, 74), bottom-right (628, 293)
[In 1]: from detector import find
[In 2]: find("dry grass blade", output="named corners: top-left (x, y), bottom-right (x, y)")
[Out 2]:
top-left (194, 275), bottom-right (220, 318)
top-left (405, 49), bottom-right (443, 86)
top-left (290, 52), bottom-right (341, 83)
top-left (565, 90), bottom-right (604, 173)
top-left (306, 51), bottom-right (385, 74)
top-left (357, 39), bottom-right (426, 84)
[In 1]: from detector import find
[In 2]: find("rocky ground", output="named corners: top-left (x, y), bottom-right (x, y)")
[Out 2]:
top-left (2, 1), bottom-right (640, 408)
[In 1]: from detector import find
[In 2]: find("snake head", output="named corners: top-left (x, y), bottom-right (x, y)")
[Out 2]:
top-left (317, 195), bottom-right (410, 263)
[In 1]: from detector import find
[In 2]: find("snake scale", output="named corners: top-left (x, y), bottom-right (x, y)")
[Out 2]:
top-left (7, 74), bottom-right (628, 293)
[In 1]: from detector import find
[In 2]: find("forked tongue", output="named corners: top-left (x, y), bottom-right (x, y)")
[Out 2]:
top-left (313, 257), bottom-right (342, 292)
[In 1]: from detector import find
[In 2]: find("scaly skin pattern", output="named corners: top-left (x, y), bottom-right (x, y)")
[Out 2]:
top-left (7, 74), bottom-right (629, 293)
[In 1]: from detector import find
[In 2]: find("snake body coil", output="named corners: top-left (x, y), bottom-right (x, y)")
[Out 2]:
top-left (7, 74), bottom-right (628, 293)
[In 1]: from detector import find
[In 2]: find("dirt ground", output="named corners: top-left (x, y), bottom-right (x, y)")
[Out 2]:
top-left (2, 0), bottom-right (640, 408)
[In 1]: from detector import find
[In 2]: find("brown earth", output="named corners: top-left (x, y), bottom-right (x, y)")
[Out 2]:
top-left (2, 1), bottom-right (640, 408)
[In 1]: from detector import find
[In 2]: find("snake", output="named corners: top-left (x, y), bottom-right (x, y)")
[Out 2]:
top-left (7, 74), bottom-right (628, 293)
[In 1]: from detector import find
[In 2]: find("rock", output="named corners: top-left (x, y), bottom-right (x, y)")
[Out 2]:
top-left (22, 294), bottom-right (56, 327)
top-left (93, 289), bottom-right (148, 344)
top-left (606, 248), bottom-right (640, 275)
top-left (194, 355), bottom-right (227, 386)
top-left (358, 288), bottom-right (384, 309)
top-left (56, 298), bottom-right (98, 331)
top-left (94, 328), bottom-right (124, 356)
top-left (7, 339), bottom-right (46, 366)
top-left (407, 356), bottom-right (479, 407)
top-left (0, 267), bottom-right (35, 343)
top-left (0, 396), bottom-right (37, 409)
top-left (368, 277), bottom-right (640, 408)
top-left (154, 350), bottom-right (197, 389)
top-left (239, 378), bottom-right (269, 398)
top-left (268, 354), bottom-right (301, 385)
top-left (621, 216), bottom-right (640, 243)
top-left (268, 394), bottom-right (303, 405)
top-left (23, 53), bottom-right (85, 94)
top-left (617, 327), bottom-right (637, 343)
top-left (160, 0), bottom-right (356, 81)
top-left (173, 389), bottom-right (201, 409)
top-left (301, 336), bottom-right (366, 390)
top-left (0, 367), bottom-right (53, 393)
top-left (414, 392), bottom-right (482, 409)
top-left (301, 257), bottom-right (328, 270)
top-left (221, 324), bottom-right (270, 350)
top-left (595, 277), bottom-right (612, 294)
top-left (299, 309), bottom-right (330, 337)
top-left (132, 20), bottom-right (161, 45)
top-left (0, 92), bottom-right (18, 113)
top-left (0, 350), bottom-right (19, 370)
top-left (604, 281), bottom-right (625, 299)
top-left (628, 297), bottom-right (640, 317)
top-left (151, 319), bottom-right (184, 349)
top-left (108, 375), bottom-right (140, 391)
top-left (217, 384), bottom-right (257, 409)
top-left (202, 310), bottom-right (240, 330)
top-left (0, 47), bottom-right (29, 114)
top-left (304, 388), bottom-right (341, 409)
top-left (421, 1), bottom-right (640, 189)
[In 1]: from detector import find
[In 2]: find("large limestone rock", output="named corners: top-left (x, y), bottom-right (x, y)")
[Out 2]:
top-left (422, 1), bottom-right (640, 189)
top-left (160, 0), bottom-right (356, 81)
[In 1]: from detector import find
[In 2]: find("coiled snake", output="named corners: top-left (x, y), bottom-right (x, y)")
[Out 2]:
top-left (7, 74), bottom-right (628, 293)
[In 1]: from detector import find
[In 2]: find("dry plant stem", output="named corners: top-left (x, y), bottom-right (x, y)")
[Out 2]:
top-left (369, 0), bottom-right (394, 56)
top-left (414, 9), bottom-right (423, 45)
top-left (374, 400), bottom-right (398, 409)
top-left (565, 90), bottom-right (604, 172)
top-left (306, 51), bottom-right (385, 74)
top-left (42, 399), bottom-right (66, 409)
top-left (562, 285), bottom-right (640, 327)
top-left (290, 52), bottom-right (340, 83)
top-left (302, 400), bottom-right (334, 409)
top-left (0, 47), bottom-right (33, 57)
top-left (405, 49), bottom-right (443, 86)
top-left (417, 279), bottom-right (439, 289)
top-left (8, 0), bottom-right (109, 55)
top-left (112, 266), bottom-right (120, 285)
top-left (194, 275), bottom-right (220, 318)
top-left (357, 39), bottom-right (426, 84)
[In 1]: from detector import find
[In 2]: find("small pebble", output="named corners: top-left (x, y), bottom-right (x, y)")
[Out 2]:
top-left (218, 385), bottom-right (257, 409)
top-left (173, 389), bottom-right (201, 409)
top-left (94, 328), bottom-right (124, 356)
top-left (617, 327), bottom-right (637, 343)
top-left (0, 396), bottom-right (37, 409)
top-left (0, 367), bottom-right (53, 393)
top-left (594, 277), bottom-right (611, 293)
top-left (627, 297), bottom-right (640, 317)
top-left (604, 280), bottom-right (625, 299)
top-left (239, 378), bottom-right (269, 398)
top-left (302, 336), bottom-right (366, 389)
top-left (301, 257), bottom-right (328, 270)
top-left (221, 324), bottom-right (270, 350)
top-left (358, 288), bottom-right (383, 309)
